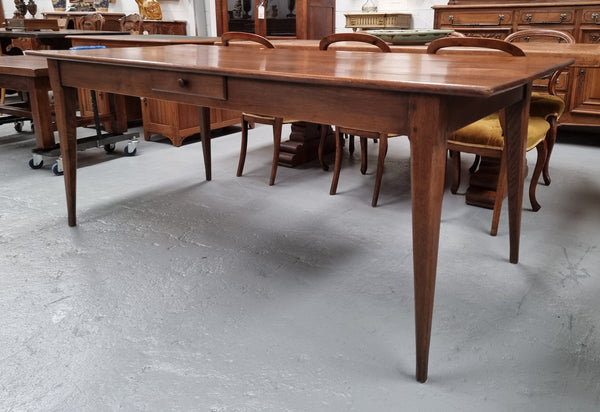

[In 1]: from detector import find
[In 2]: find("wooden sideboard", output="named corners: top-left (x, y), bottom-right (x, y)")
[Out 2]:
top-left (344, 12), bottom-right (411, 31)
top-left (433, 1), bottom-right (600, 127)
top-left (43, 12), bottom-right (186, 35)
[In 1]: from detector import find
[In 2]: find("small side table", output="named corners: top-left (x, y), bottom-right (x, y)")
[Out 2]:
top-left (344, 12), bottom-right (411, 32)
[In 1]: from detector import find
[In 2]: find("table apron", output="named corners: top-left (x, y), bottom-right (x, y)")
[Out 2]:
top-left (51, 59), bottom-right (529, 136)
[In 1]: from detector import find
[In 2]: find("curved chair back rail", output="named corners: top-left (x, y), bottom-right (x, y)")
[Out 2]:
top-left (319, 32), bottom-right (392, 52)
top-left (426, 37), bottom-right (526, 56)
top-left (505, 29), bottom-right (576, 44)
top-left (221, 31), bottom-right (275, 48)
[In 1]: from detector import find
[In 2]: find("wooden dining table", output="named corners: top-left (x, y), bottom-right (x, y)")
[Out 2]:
top-left (27, 44), bottom-right (572, 382)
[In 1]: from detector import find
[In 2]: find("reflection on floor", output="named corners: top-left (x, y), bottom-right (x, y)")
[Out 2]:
top-left (1, 121), bottom-right (599, 411)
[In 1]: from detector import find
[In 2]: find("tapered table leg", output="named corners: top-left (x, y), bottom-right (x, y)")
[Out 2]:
top-left (408, 96), bottom-right (448, 383)
top-left (503, 84), bottom-right (531, 264)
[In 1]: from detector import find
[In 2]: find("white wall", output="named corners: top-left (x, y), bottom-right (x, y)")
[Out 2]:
top-left (2, 0), bottom-right (446, 36)
top-left (336, 0), bottom-right (442, 31)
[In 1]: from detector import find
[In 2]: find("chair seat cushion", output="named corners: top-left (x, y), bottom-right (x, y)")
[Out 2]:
top-left (449, 113), bottom-right (550, 151)
top-left (530, 92), bottom-right (565, 120)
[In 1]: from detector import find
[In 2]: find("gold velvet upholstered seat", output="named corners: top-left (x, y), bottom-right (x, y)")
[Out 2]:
top-left (427, 37), bottom-right (565, 236)
top-left (504, 28), bottom-right (575, 185)
top-left (221, 32), bottom-right (299, 186)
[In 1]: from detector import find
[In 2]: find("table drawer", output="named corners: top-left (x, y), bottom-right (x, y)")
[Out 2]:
top-left (532, 71), bottom-right (569, 93)
top-left (151, 72), bottom-right (226, 100)
top-left (518, 9), bottom-right (574, 25)
top-left (439, 10), bottom-right (511, 27)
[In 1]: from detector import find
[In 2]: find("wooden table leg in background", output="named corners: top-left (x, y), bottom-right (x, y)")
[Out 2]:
top-left (47, 59), bottom-right (79, 227)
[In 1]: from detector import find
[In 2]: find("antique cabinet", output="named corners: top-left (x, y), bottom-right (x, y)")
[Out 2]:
top-left (215, 0), bottom-right (335, 39)
top-left (433, 1), bottom-right (600, 127)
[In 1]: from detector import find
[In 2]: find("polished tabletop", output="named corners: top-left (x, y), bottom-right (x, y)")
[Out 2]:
top-left (31, 44), bottom-right (570, 99)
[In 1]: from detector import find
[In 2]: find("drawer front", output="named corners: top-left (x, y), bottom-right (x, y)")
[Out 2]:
top-left (532, 71), bottom-right (569, 93)
top-left (554, 71), bottom-right (570, 93)
top-left (581, 9), bottom-right (600, 25)
top-left (518, 9), bottom-right (574, 25)
top-left (151, 72), bottom-right (227, 101)
top-left (438, 10), bottom-right (512, 27)
top-left (580, 28), bottom-right (600, 43)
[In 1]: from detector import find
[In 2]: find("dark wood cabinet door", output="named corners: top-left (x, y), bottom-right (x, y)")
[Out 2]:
top-left (215, 0), bottom-right (333, 39)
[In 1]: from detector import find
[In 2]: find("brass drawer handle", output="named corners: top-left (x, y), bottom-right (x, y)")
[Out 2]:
top-left (592, 13), bottom-right (600, 25)
top-left (448, 14), bottom-right (504, 26)
top-left (525, 13), bottom-right (567, 24)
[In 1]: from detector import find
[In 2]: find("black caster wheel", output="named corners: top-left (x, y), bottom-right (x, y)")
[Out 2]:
top-left (52, 163), bottom-right (63, 176)
top-left (124, 145), bottom-right (137, 156)
top-left (28, 157), bottom-right (44, 169)
top-left (15, 120), bottom-right (24, 133)
top-left (104, 143), bottom-right (116, 153)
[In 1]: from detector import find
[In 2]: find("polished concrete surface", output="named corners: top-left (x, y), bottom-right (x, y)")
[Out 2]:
top-left (1, 120), bottom-right (599, 411)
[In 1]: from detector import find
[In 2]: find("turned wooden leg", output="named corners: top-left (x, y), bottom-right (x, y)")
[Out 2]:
top-left (529, 140), bottom-right (547, 212)
top-left (490, 152), bottom-right (507, 236)
top-left (318, 123), bottom-right (329, 171)
top-left (371, 134), bottom-right (387, 207)
top-left (329, 127), bottom-right (344, 196)
top-left (542, 116), bottom-right (557, 186)
top-left (360, 137), bottom-right (368, 174)
top-left (237, 116), bottom-right (249, 177)
top-left (449, 150), bottom-right (461, 194)
top-left (269, 117), bottom-right (283, 186)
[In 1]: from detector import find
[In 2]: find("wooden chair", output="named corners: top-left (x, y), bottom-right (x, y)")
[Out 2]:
top-left (221, 32), bottom-right (299, 185)
top-left (427, 37), bottom-right (565, 235)
top-left (317, 32), bottom-right (398, 207)
top-left (75, 13), bottom-right (105, 31)
top-left (505, 29), bottom-right (576, 44)
top-left (119, 14), bottom-right (143, 34)
top-left (505, 29), bottom-right (575, 185)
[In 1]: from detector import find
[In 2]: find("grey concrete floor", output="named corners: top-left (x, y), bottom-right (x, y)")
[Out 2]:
top-left (1, 120), bottom-right (599, 412)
